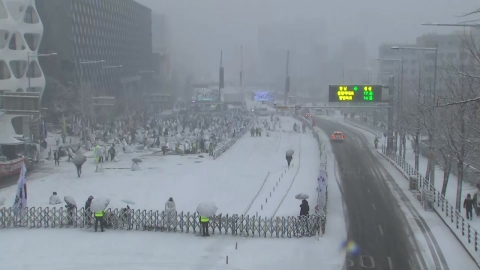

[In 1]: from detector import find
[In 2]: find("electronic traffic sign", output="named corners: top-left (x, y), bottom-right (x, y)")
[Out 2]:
top-left (328, 85), bottom-right (382, 102)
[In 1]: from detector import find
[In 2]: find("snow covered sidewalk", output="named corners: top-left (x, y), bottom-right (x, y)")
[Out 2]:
top-left (333, 114), bottom-right (480, 268)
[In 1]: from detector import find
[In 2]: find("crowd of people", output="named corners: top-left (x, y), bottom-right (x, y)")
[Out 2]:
top-left (81, 110), bottom-right (251, 156)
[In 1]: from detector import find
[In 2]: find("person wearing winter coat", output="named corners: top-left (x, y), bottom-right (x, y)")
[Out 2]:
top-left (300, 199), bottom-right (310, 216)
top-left (464, 194), bottom-right (474, 220)
top-left (53, 150), bottom-right (60, 166)
top-left (49, 192), bottom-right (62, 205)
top-left (108, 145), bottom-right (116, 161)
top-left (286, 154), bottom-right (293, 168)
top-left (65, 202), bottom-right (76, 225)
top-left (165, 197), bottom-right (176, 230)
top-left (84, 196), bottom-right (93, 225)
top-left (165, 197), bottom-right (176, 214)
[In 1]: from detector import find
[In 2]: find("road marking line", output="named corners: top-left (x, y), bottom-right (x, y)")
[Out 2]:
top-left (372, 203), bottom-right (376, 211)
top-left (367, 188), bottom-right (371, 194)
top-left (387, 257), bottom-right (393, 270)
top-left (378, 224), bottom-right (384, 235)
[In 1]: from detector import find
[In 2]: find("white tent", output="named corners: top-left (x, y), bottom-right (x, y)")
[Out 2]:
top-left (0, 112), bottom-right (24, 145)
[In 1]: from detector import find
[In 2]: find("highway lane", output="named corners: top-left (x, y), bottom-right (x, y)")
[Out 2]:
top-left (315, 116), bottom-right (431, 270)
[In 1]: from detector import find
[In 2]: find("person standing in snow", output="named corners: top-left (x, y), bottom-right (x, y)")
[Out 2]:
top-left (108, 145), bottom-right (116, 161)
top-left (199, 215), bottom-right (210, 236)
top-left (94, 209), bottom-right (105, 232)
top-left (165, 197), bottom-right (176, 231)
top-left (286, 153), bottom-right (293, 168)
top-left (65, 201), bottom-right (76, 225)
top-left (300, 199), bottom-right (309, 216)
top-left (53, 150), bottom-right (60, 166)
top-left (464, 194), bottom-right (474, 220)
top-left (299, 199), bottom-right (310, 235)
top-left (76, 163), bottom-right (83, 178)
top-left (49, 192), bottom-right (62, 205)
top-left (84, 196), bottom-right (93, 225)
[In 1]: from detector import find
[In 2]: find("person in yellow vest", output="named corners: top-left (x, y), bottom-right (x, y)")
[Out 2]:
top-left (94, 209), bottom-right (105, 232)
top-left (199, 215), bottom-right (210, 236)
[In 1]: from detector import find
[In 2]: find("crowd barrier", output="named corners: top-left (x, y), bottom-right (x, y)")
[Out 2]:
top-left (292, 114), bottom-right (329, 226)
top-left (213, 120), bottom-right (253, 160)
top-left (0, 207), bottom-right (326, 238)
top-left (380, 146), bottom-right (480, 263)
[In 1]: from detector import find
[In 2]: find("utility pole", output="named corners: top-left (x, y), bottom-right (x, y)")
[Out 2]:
top-left (387, 75), bottom-right (395, 151)
top-left (240, 46), bottom-right (243, 87)
top-left (284, 50), bottom-right (290, 106)
top-left (219, 50), bottom-right (224, 106)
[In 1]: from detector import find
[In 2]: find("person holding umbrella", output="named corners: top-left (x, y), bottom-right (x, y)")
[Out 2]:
top-left (300, 199), bottom-right (310, 216)
top-left (94, 209), bottom-right (105, 232)
top-left (72, 154), bottom-right (86, 178)
top-left (196, 202), bottom-right (217, 237)
top-left (90, 197), bottom-right (110, 232)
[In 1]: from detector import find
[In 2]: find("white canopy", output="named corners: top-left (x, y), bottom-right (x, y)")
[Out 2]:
top-left (0, 112), bottom-right (24, 145)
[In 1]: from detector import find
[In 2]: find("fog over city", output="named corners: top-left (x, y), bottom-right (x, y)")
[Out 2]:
top-left (3, 0), bottom-right (480, 269)
top-left (138, 0), bottom-right (478, 80)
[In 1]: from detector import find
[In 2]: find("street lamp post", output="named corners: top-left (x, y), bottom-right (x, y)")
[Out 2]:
top-left (27, 52), bottom-right (57, 91)
top-left (391, 45), bottom-right (438, 185)
top-left (375, 57), bottom-right (404, 157)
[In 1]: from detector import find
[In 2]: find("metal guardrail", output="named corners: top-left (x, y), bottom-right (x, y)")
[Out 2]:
top-left (0, 207), bottom-right (326, 238)
top-left (379, 145), bottom-right (480, 261)
top-left (293, 114), bottom-right (329, 224)
top-left (212, 120), bottom-right (252, 159)
top-left (344, 117), bottom-right (480, 187)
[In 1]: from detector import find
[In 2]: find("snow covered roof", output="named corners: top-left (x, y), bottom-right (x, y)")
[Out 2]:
top-left (0, 112), bottom-right (23, 145)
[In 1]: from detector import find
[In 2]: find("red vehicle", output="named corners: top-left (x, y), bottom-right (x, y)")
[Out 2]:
top-left (331, 131), bottom-right (345, 142)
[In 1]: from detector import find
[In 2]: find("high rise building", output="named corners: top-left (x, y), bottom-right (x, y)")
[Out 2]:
top-left (377, 32), bottom-right (474, 97)
top-left (0, 0), bottom-right (44, 96)
top-left (148, 13), bottom-right (172, 110)
top-left (36, 0), bottom-right (152, 99)
top-left (0, 0), bottom-right (45, 140)
top-left (377, 43), bottom-right (420, 88)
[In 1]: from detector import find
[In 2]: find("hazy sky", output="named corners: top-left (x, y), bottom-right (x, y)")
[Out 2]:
top-left (137, 0), bottom-right (478, 78)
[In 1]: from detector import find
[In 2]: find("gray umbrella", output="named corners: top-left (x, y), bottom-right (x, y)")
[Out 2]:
top-left (286, 149), bottom-right (294, 156)
top-left (196, 202), bottom-right (218, 217)
top-left (72, 154), bottom-right (86, 166)
top-left (295, 193), bottom-right (309, 200)
top-left (132, 158), bottom-right (142, 163)
top-left (90, 197), bottom-right (111, 212)
top-left (121, 199), bottom-right (135, 205)
top-left (64, 196), bottom-right (76, 206)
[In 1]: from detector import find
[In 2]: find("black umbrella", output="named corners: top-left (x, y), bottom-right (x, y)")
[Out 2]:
top-left (72, 154), bottom-right (87, 166)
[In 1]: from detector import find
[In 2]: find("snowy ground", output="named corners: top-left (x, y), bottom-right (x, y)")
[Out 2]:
top-left (323, 111), bottom-right (479, 269)
top-left (0, 116), bottom-right (347, 270)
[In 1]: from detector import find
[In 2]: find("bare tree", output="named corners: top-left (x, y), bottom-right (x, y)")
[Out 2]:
top-left (438, 38), bottom-right (480, 210)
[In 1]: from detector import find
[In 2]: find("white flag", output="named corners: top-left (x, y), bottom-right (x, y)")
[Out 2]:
top-left (13, 162), bottom-right (27, 210)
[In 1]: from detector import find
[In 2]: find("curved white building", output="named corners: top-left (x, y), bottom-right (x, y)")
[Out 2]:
top-left (0, 0), bottom-right (44, 97)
